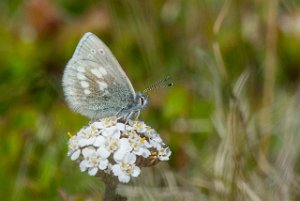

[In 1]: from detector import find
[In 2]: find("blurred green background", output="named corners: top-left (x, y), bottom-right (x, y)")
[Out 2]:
top-left (1, 0), bottom-right (300, 200)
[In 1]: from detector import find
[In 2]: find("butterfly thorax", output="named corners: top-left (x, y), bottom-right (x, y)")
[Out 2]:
top-left (118, 92), bottom-right (148, 120)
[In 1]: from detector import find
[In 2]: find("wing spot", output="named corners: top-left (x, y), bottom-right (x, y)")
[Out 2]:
top-left (97, 81), bottom-right (108, 91)
top-left (84, 89), bottom-right (91, 95)
top-left (99, 48), bottom-right (105, 55)
top-left (90, 49), bottom-right (96, 54)
top-left (77, 73), bottom-right (86, 80)
top-left (99, 67), bottom-right (107, 75)
top-left (91, 68), bottom-right (103, 78)
top-left (90, 67), bottom-right (107, 78)
top-left (80, 81), bottom-right (89, 88)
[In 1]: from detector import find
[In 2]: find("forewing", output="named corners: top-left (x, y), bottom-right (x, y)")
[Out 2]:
top-left (62, 32), bottom-right (135, 119)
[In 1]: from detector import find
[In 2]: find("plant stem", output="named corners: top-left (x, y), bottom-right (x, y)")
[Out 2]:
top-left (99, 172), bottom-right (127, 201)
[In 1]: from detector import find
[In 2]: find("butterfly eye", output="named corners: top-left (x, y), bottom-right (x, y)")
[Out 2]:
top-left (140, 96), bottom-right (147, 106)
top-left (99, 48), bottom-right (105, 55)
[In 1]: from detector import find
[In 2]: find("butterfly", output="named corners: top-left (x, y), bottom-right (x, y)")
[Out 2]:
top-left (62, 32), bottom-right (150, 121)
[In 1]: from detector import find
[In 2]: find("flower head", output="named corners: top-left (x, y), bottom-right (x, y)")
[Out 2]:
top-left (67, 116), bottom-right (171, 183)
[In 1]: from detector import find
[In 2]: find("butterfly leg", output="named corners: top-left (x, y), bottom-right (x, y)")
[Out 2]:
top-left (115, 108), bottom-right (123, 116)
top-left (115, 107), bottom-right (126, 119)
top-left (134, 111), bottom-right (140, 120)
top-left (124, 111), bottom-right (135, 125)
top-left (119, 111), bottom-right (132, 131)
top-left (89, 114), bottom-right (98, 124)
top-left (115, 108), bottom-right (125, 123)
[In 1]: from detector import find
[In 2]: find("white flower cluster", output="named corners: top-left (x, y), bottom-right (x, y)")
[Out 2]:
top-left (67, 117), bottom-right (171, 183)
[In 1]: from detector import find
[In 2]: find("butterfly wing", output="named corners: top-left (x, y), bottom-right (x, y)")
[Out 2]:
top-left (62, 32), bottom-right (136, 119)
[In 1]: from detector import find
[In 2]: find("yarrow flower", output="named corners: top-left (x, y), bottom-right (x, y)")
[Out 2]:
top-left (67, 135), bottom-right (81, 160)
top-left (112, 153), bottom-right (141, 183)
top-left (67, 116), bottom-right (171, 183)
top-left (79, 147), bottom-right (109, 176)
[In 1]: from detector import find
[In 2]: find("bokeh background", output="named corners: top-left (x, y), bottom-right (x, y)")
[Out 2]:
top-left (1, 0), bottom-right (300, 200)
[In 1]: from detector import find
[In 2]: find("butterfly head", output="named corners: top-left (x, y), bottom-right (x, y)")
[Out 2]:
top-left (135, 92), bottom-right (149, 110)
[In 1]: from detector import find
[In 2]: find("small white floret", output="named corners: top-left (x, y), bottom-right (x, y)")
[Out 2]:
top-left (113, 138), bottom-right (132, 162)
top-left (88, 167), bottom-right (98, 176)
top-left (71, 149), bottom-right (81, 160)
top-left (93, 135), bottom-right (105, 147)
top-left (158, 147), bottom-right (171, 161)
top-left (132, 121), bottom-right (148, 133)
top-left (111, 153), bottom-right (140, 183)
top-left (102, 126), bottom-right (120, 137)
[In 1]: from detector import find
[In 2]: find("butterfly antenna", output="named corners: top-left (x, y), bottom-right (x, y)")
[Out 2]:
top-left (143, 76), bottom-right (173, 94)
